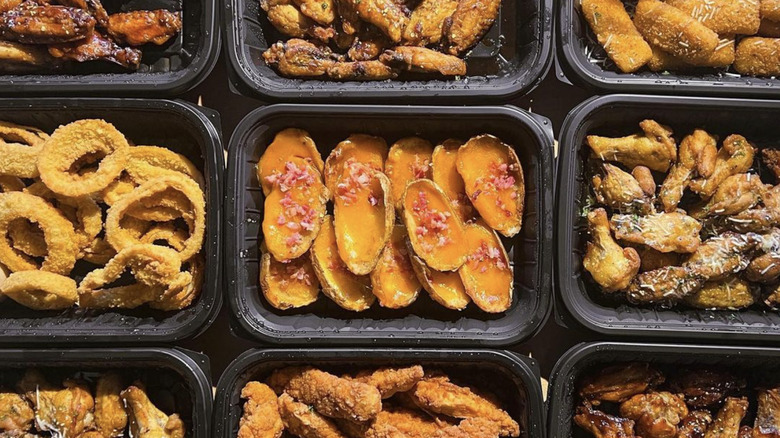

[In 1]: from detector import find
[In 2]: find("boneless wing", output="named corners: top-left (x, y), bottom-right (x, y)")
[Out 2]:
top-left (238, 382), bottom-right (283, 438)
top-left (283, 368), bottom-right (382, 422)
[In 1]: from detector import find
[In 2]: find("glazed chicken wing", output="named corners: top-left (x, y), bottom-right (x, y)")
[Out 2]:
top-left (587, 120), bottom-right (677, 173)
top-left (620, 391), bottom-right (688, 438)
top-left (94, 372), bottom-right (127, 438)
top-left (592, 164), bottom-right (654, 214)
top-left (705, 397), bottom-right (748, 438)
top-left (402, 0), bottom-right (458, 46)
top-left (574, 405), bottom-right (636, 438)
top-left (762, 149), bottom-right (780, 182)
top-left (579, 362), bottom-right (665, 404)
top-left (278, 393), bottom-right (346, 438)
top-left (677, 411), bottom-right (712, 438)
top-left (17, 371), bottom-right (94, 438)
top-left (441, 0), bottom-right (501, 55)
top-left (283, 368), bottom-right (382, 422)
top-left (121, 385), bottom-right (185, 438)
top-left (660, 129), bottom-right (717, 212)
top-left (56, 0), bottom-right (107, 27)
top-left (583, 208), bottom-right (640, 292)
top-left (335, 0), bottom-right (361, 35)
top-left (238, 382), bottom-right (283, 438)
top-left (0, 0), bottom-right (22, 14)
top-left (689, 174), bottom-right (764, 219)
top-left (380, 46), bottom-right (466, 76)
top-left (48, 31), bottom-right (142, 69)
top-left (0, 392), bottom-right (33, 432)
top-left (106, 10), bottom-right (182, 46)
top-left (353, 365), bottom-right (424, 399)
top-left (610, 212), bottom-right (702, 254)
top-left (754, 388), bottom-right (780, 438)
top-left (690, 135), bottom-right (755, 198)
top-left (0, 39), bottom-right (56, 72)
top-left (348, 27), bottom-right (390, 60)
top-left (291, 0), bottom-right (335, 25)
top-left (263, 38), bottom-right (337, 77)
top-left (0, 2), bottom-right (95, 44)
top-left (344, 0), bottom-right (408, 42)
top-left (666, 369), bottom-right (746, 408)
top-left (327, 60), bottom-right (397, 80)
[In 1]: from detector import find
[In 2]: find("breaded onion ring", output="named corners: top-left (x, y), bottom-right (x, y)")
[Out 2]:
top-left (79, 244), bottom-right (182, 292)
top-left (0, 270), bottom-right (77, 310)
top-left (105, 175), bottom-right (205, 261)
top-left (0, 175), bottom-right (24, 193)
top-left (0, 121), bottom-right (48, 178)
top-left (8, 219), bottom-right (46, 258)
top-left (0, 191), bottom-right (78, 274)
top-left (139, 222), bottom-right (188, 251)
top-left (37, 119), bottom-right (129, 197)
top-left (150, 254), bottom-right (203, 310)
top-left (79, 283), bottom-right (163, 309)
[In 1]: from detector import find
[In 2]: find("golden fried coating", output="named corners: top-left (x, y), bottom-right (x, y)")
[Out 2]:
top-left (684, 276), bottom-right (757, 309)
top-left (373, 406), bottom-right (450, 438)
top-left (664, 0), bottom-right (760, 35)
top-left (327, 60), bottom-right (397, 80)
top-left (579, 363), bottom-right (664, 405)
top-left (626, 266), bottom-right (704, 305)
top-left (284, 368), bottom-right (382, 422)
top-left (267, 367), bottom-right (312, 394)
top-left (380, 46), bottom-right (466, 76)
top-left (0, 271), bottom-right (78, 310)
top-left (690, 135), bottom-right (755, 198)
top-left (441, 0), bottom-right (501, 56)
top-left (121, 386), bottom-right (185, 438)
top-left (265, 4), bottom-right (335, 41)
top-left (754, 388), bottom-right (780, 437)
top-left (587, 120), bottom-right (676, 173)
top-left (638, 247), bottom-right (681, 272)
top-left (660, 129), bottom-right (717, 212)
top-left (432, 417), bottom-right (503, 438)
top-left (591, 164), bottom-right (653, 214)
top-left (687, 232), bottom-right (760, 280)
top-left (762, 0), bottom-right (780, 22)
top-left (734, 37), bottom-right (780, 77)
top-left (94, 373), bottom-right (127, 438)
top-left (344, 0), bottom-right (408, 42)
top-left (648, 37), bottom-right (735, 70)
top-left (619, 392), bottom-right (688, 438)
top-left (106, 10), bottom-right (182, 46)
top-left (574, 405), bottom-right (636, 438)
top-left (760, 18), bottom-right (780, 37)
top-left (278, 393), bottom-right (346, 438)
top-left (706, 397), bottom-right (748, 438)
top-left (18, 371), bottom-right (94, 438)
top-left (583, 208), bottom-right (640, 292)
top-left (677, 411), bottom-right (712, 438)
top-left (410, 378), bottom-right (519, 437)
top-left (354, 366), bottom-right (424, 399)
top-left (238, 382), bottom-right (283, 438)
top-left (0, 392), bottom-right (33, 432)
top-left (292, 0), bottom-right (335, 25)
top-left (610, 212), bottom-right (702, 254)
top-left (667, 369), bottom-right (745, 408)
top-left (633, 0), bottom-right (719, 62)
top-left (0, 3), bottom-right (96, 44)
top-left (689, 173), bottom-right (764, 219)
top-left (0, 0), bottom-right (21, 14)
top-left (263, 39), bottom-right (336, 77)
top-left (402, 0), bottom-right (458, 46)
top-left (580, 0), bottom-right (652, 73)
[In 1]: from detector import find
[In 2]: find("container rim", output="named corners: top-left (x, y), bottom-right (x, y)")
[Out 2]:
top-left (225, 103), bottom-right (554, 346)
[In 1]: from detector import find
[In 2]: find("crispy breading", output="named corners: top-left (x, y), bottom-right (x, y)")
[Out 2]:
top-left (284, 368), bottom-right (382, 422)
top-left (664, 0), bottom-right (760, 35)
top-left (441, 0), bottom-right (501, 56)
top-left (734, 37), bottom-right (780, 77)
top-left (762, 0), bottom-right (780, 22)
top-left (580, 0), bottom-right (652, 73)
top-left (354, 366), bottom-right (424, 399)
top-left (587, 120), bottom-right (676, 173)
top-left (278, 393), bottom-right (346, 438)
top-left (238, 382), bottom-right (283, 438)
top-left (633, 0), bottom-right (719, 62)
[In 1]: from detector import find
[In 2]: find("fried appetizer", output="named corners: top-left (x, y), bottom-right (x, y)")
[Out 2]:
top-left (459, 220), bottom-right (513, 313)
top-left (380, 46), bottom-right (467, 76)
top-left (370, 224), bottom-right (422, 309)
top-left (633, 0), bottom-right (719, 62)
top-left (343, 0), bottom-right (408, 42)
top-left (660, 129), bottom-right (718, 212)
top-left (706, 397), bottom-right (749, 438)
top-left (689, 173), bottom-right (764, 219)
top-left (348, 406), bottom-right (448, 438)
top-left (592, 164), bottom-right (654, 214)
top-left (647, 40), bottom-right (736, 72)
top-left (580, 0), bottom-right (652, 73)
top-left (409, 252), bottom-right (471, 310)
top-left (0, 392), bottom-right (33, 432)
top-left (121, 385), bottom-right (185, 438)
top-left (610, 212), bottom-right (702, 254)
top-left (347, 27), bottom-right (390, 60)
top-left (291, 0), bottom-right (335, 25)
top-left (690, 135), bottom-right (756, 198)
top-left (574, 404), bottom-right (636, 438)
top-left (353, 365), bottom-right (424, 399)
top-left (238, 382), bottom-right (283, 438)
top-left (18, 371), bottom-right (94, 438)
top-left (258, 128), bottom-right (324, 196)
top-left (760, 18), bottom-right (780, 37)
top-left (684, 277), bottom-right (757, 309)
top-left (734, 37), bottom-right (780, 77)
top-left (0, 270), bottom-right (78, 310)
top-left (664, 0), bottom-right (760, 35)
top-left (754, 388), bottom-right (780, 437)
top-left (283, 368), bottom-right (382, 422)
top-left (0, 2), bottom-right (96, 44)
top-left (327, 60), bottom-right (397, 80)
top-left (278, 393), bottom-right (346, 438)
top-left (94, 372), bottom-right (127, 438)
top-left (385, 137), bottom-right (433, 209)
top-left (587, 120), bottom-right (676, 173)
top-left (687, 232), bottom-right (761, 280)
top-left (579, 363), bottom-right (664, 404)
top-left (264, 2), bottom-right (335, 41)
top-left (48, 31), bottom-right (142, 70)
top-left (0, 40), bottom-right (57, 73)
top-left (583, 208), bottom-right (640, 292)
top-left (432, 139), bottom-right (472, 221)
top-left (260, 250), bottom-right (320, 310)
top-left (106, 10), bottom-right (182, 46)
top-left (263, 39), bottom-right (337, 77)
top-left (762, 0), bottom-right (780, 22)
top-left (619, 391), bottom-right (688, 438)
top-left (403, 0), bottom-right (458, 46)
top-left (677, 411), bottom-right (712, 438)
top-left (440, 0), bottom-right (501, 56)
top-left (727, 185), bottom-right (780, 234)
top-left (763, 149), bottom-right (780, 181)
top-left (324, 134), bottom-right (387, 198)
top-left (667, 369), bottom-right (746, 408)
top-left (0, 120), bottom-right (47, 179)
top-left (746, 229), bottom-right (780, 283)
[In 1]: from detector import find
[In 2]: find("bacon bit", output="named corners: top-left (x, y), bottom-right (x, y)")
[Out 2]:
top-left (412, 191), bottom-right (453, 247)
top-left (286, 233), bottom-right (302, 247)
top-left (468, 241), bottom-right (507, 270)
top-left (412, 158), bottom-right (431, 179)
top-left (368, 193), bottom-right (378, 206)
top-left (289, 266), bottom-right (312, 286)
top-left (490, 162), bottom-right (516, 190)
top-left (471, 189), bottom-right (482, 201)
top-left (264, 173), bottom-right (279, 186)
top-left (337, 160), bottom-right (373, 206)
top-left (277, 214), bottom-right (287, 225)
top-left (274, 161), bottom-right (315, 192)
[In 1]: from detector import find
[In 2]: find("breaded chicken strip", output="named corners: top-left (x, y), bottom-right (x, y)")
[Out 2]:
top-left (735, 37), bottom-right (780, 77)
top-left (647, 37), bottom-right (735, 71)
top-left (433, 418), bottom-right (503, 438)
top-left (354, 366), bottom-right (424, 399)
top-left (580, 0), bottom-right (652, 73)
top-left (284, 368), bottom-right (382, 422)
top-left (279, 393), bottom-right (346, 438)
top-left (633, 0), bottom-right (719, 62)
top-left (239, 382), bottom-right (283, 438)
top-left (762, 0), bottom-right (780, 22)
top-left (664, 0), bottom-right (760, 35)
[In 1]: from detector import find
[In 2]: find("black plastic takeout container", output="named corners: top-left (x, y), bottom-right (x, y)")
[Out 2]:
top-left (0, 0), bottom-right (220, 96)
top-left (547, 342), bottom-right (780, 437)
top-left (557, 0), bottom-right (780, 97)
top-left (222, 0), bottom-right (553, 102)
top-left (556, 93), bottom-right (780, 341)
top-left (213, 348), bottom-right (545, 438)
top-left (0, 98), bottom-right (224, 344)
top-left (225, 104), bottom-right (554, 346)
top-left (0, 347), bottom-right (213, 438)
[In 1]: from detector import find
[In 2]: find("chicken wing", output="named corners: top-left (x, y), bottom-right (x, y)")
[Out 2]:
top-left (591, 164), bottom-right (654, 214)
top-left (402, 0), bottom-right (458, 46)
top-left (263, 38), bottom-right (337, 77)
top-left (583, 208), bottom-right (640, 292)
top-left (580, 0), bottom-right (652, 73)
top-left (626, 266), bottom-right (704, 305)
top-left (278, 393), bottom-right (346, 438)
top-left (264, 4), bottom-right (335, 42)
top-left (685, 232), bottom-right (760, 281)
top-left (620, 392), bottom-right (688, 438)
top-left (762, 149), bottom-right (780, 182)
top-left (659, 130), bottom-right (718, 212)
top-left (410, 378), bottom-right (519, 437)
top-left (94, 373), bottom-right (127, 438)
top-left (440, 0), bottom-right (500, 56)
top-left (238, 382), bottom-right (283, 438)
top-left (283, 368), bottom-right (382, 422)
top-left (327, 60), bottom-right (397, 80)
top-left (379, 46), bottom-right (466, 76)
top-left (726, 185), bottom-right (780, 234)
top-left (0, 0), bottom-right (22, 14)
top-left (610, 212), bottom-right (702, 254)
top-left (754, 388), bottom-right (780, 438)
top-left (739, 426), bottom-right (754, 438)
top-left (677, 411), bottom-right (712, 438)
top-left (17, 371), bottom-right (94, 438)
top-left (335, 0), bottom-right (361, 35)
top-left (578, 362), bottom-right (665, 404)
top-left (574, 405), bottom-right (636, 438)
top-left (667, 369), bottom-right (746, 408)
top-left (106, 10), bottom-right (182, 46)
top-left (689, 174), bottom-right (764, 219)
top-left (705, 397), bottom-right (748, 438)
top-left (56, 0), bottom-right (107, 27)
top-left (0, 39), bottom-right (56, 73)
top-left (690, 135), bottom-right (756, 199)
top-left (291, 0), bottom-right (335, 25)
top-left (0, 2), bottom-right (95, 44)
top-left (121, 385), bottom-right (185, 438)
top-left (48, 32), bottom-right (142, 69)
top-left (344, 0), bottom-right (408, 42)
top-left (632, 166), bottom-right (656, 197)
top-left (683, 277), bottom-right (757, 310)
top-left (353, 366), bottom-right (424, 399)
top-left (746, 228), bottom-right (780, 283)
top-left (587, 120), bottom-right (677, 173)
top-left (0, 392), bottom-right (33, 432)
top-left (348, 27), bottom-right (390, 60)
top-left (637, 247), bottom-right (680, 272)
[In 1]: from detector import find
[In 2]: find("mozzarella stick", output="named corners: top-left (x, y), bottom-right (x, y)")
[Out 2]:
top-left (762, 0), bottom-right (780, 22)
top-left (735, 37), bottom-right (780, 76)
top-left (634, 0), bottom-right (719, 61)
top-left (648, 37), bottom-right (735, 71)
top-left (664, 0), bottom-right (760, 35)
top-left (760, 18), bottom-right (780, 37)
top-left (581, 0), bottom-right (652, 73)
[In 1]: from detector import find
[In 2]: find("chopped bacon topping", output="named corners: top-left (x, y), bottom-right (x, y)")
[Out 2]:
top-left (412, 191), bottom-right (453, 248)
top-left (289, 266), bottom-right (312, 286)
top-left (411, 158), bottom-right (431, 179)
top-left (286, 233), bottom-right (302, 247)
top-left (468, 241), bottom-right (507, 272)
top-left (266, 161), bottom-right (316, 192)
top-left (278, 191), bottom-right (317, 247)
top-left (490, 162), bottom-right (517, 190)
top-left (336, 160), bottom-right (374, 206)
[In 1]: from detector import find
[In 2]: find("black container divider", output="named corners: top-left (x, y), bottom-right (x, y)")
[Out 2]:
top-left (548, 342), bottom-right (780, 438)
top-left (225, 104), bottom-right (554, 346)
top-left (213, 348), bottom-right (545, 438)
top-left (0, 98), bottom-right (224, 344)
top-left (0, 347), bottom-right (212, 438)
top-left (0, 1), bottom-right (220, 96)
top-left (222, 0), bottom-right (552, 102)
top-left (557, 0), bottom-right (780, 97)
top-left (556, 94), bottom-right (780, 342)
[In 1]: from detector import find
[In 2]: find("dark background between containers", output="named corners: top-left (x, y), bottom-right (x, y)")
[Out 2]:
top-left (173, 53), bottom-right (595, 381)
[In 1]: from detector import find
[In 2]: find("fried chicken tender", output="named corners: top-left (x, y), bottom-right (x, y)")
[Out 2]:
top-left (48, 32), bottom-right (142, 69)
top-left (574, 405), bottom-right (636, 438)
top-left (410, 378), bottom-right (519, 437)
top-left (610, 212), bottom-right (702, 254)
top-left (754, 388), bottom-right (780, 437)
top-left (592, 164), bottom-right (654, 214)
top-left (379, 46), bottom-right (466, 76)
top-left (762, 0), bottom-right (780, 22)
top-left (344, 0), bottom-right (408, 42)
top-left (327, 60), bottom-right (397, 80)
top-left (689, 174), bottom-right (764, 219)
top-left (583, 208), bottom-right (640, 292)
top-left (664, 0), bottom-right (760, 35)
top-left (579, 363), bottom-right (665, 405)
top-left (677, 411), bottom-right (712, 438)
top-left (238, 382), bottom-right (283, 438)
top-left (684, 277), bottom-right (757, 309)
top-left (336, 417), bottom-right (406, 438)
top-left (370, 406), bottom-right (449, 438)
top-left (94, 373), bottom-right (127, 438)
top-left (432, 417), bottom-right (503, 438)
top-left (587, 120), bottom-right (676, 173)
top-left (267, 366), bottom-right (312, 394)
top-left (354, 366), bottom-right (424, 399)
top-left (402, 0), bottom-right (458, 46)
top-left (18, 371), bottom-right (94, 438)
top-left (0, 2), bottom-right (95, 44)
top-left (106, 10), bottom-right (182, 46)
top-left (734, 37), bottom-right (780, 77)
top-left (620, 392), bottom-right (688, 438)
top-left (284, 368), bottom-right (382, 422)
top-left (580, 0), bottom-right (652, 73)
top-left (648, 37), bottom-right (736, 71)
top-left (121, 386), bottom-right (185, 438)
top-left (291, 0), bottom-right (335, 25)
top-left (660, 130), bottom-right (717, 212)
top-left (633, 0), bottom-right (719, 62)
top-left (263, 38), bottom-right (336, 77)
top-left (278, 393), bottom-right (346, 438)
top-left (441, 0), bottom-right (501, 56)
top-left (705, 397), bottom-right (748, 438)
top-left (690, 135), bottom-right (756, 198)
top-left (0, 392), bottom-right (33, 432)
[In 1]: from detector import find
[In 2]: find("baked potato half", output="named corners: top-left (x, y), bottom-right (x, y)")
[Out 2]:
top-left (432, 138), bottom-right (473, 221)
top-left (459, 220), bottom-right (513, 313)
top-left (386, 137), bottom-right (433, 209)
top-left (408, 248), bottom-right (470, 310)
top-left (260, 249), bottom-right (320, 310)
top-left (324, 134), bottom-right (388, 199)
top-left (370, 224), bottom-right (421, 309)
top-left (257, 128), bottom-right (324, 195)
